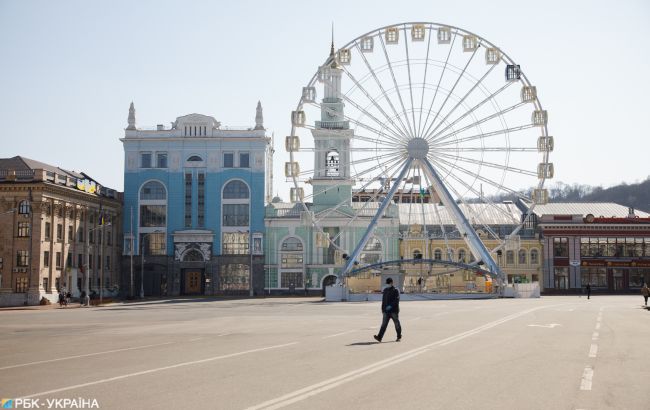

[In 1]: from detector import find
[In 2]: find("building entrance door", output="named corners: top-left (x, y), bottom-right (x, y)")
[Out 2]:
top-left (613, 269), bottom-right (624, 291)
top-left (184, 271), bottom-right (202, 294)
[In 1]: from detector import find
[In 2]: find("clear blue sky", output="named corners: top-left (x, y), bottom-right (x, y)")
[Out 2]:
top-left (1, 0), bottom-right (648, 194)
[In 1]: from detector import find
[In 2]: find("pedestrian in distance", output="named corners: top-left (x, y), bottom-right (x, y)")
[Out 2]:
top-left (374, 277), bottom-right (402, 343)
top-left (58, 292), bottom-right (65, 308)
top-left (586, 283), bottom-right (591, 300)
top-left (642, 283), bottom-right (649, 306)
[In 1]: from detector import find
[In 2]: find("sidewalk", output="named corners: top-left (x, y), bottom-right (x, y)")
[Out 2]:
top-left (0, 302), bottom-right (84, 311)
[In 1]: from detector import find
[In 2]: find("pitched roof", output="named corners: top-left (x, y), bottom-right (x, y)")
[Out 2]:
top-left (531, 202), bottom-right (650, 218)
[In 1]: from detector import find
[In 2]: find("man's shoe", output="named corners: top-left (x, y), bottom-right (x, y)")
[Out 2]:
top-left (373, 335), bottom-right (381, 343)
top-left (396, 335), bottom-right (402, 342)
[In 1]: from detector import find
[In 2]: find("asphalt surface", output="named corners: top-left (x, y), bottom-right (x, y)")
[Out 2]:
top-left (0, 295), bottom-right (648, 410)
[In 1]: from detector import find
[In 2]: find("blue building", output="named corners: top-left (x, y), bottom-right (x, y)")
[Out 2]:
top-left (121, 102), bottom-right (272, 296)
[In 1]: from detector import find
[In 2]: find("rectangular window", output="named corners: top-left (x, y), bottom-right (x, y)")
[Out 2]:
top-left (89, 254), bottom-right (93, 269)
top-left (185, 172), bottom-right (192, 228)
top-left (44, 251), bottom-right (50, 268)
top-left (16, 276), bottom-right (27, 293)
top-left (156, 152), bottom-right (168, 168)
top-left (281, 272), bottom-right (303, 288)
top-left (223, 152), bottom-right (234, 168)
top-left (197, 172), bottom-right (205, 227)
top-left (553, 237), bottom-right (569, 257)
top-left (554, 267), bottom-right (569, 289)
top-left (222, 232), bottom-right (249, 254)
top-left (219, 264), bottom-right (250, 291)
top-left (107, 231), bottom-right (112, 246)
top-left (105, 255), bottom-right (111, 270)
top-left (15, 277), bottom-right (28, 293)
top-left (18, 222), bottom-right (30, 237)
top-left (66, 252), bottom-right (72, 268)
top-left (89, 231), bottom-right (94, 244)
top-left (239, 152), bottom-right (250, 168)
top-left (78, 253), bottom-right (83, 268)
top-left (141, 152), bottom-right (152, 168)
top-left (140, 233), bottom-right (166, 256)
top-left (78, 229), bottom-right (84, 243)
top-left (68, 225), bottom-right (73, 242)
top-left (17, 250), bottom-right (29, 267)
top-left (56, 252), bottom-right (62, 269)
top-left (581, 267), bottom-right (607, 287)
top-left (140, 205), bottom-right (167, 227)
top-left (56, 224), bottom-right (63, 241)
top-left (45, 222), bottom-right (51, 239)
top-left (222, 204), bottom-right (249, 226)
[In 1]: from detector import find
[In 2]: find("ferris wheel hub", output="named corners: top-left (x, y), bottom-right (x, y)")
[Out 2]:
top-left (406, 137), bottom-right (430, 159)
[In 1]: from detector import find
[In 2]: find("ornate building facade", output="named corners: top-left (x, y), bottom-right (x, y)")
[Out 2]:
top-left (0, 156), bottom-right (122, 306)
top-left (534, 203), bottom-right (650, 293)
top-left (121, 103), bottom-right (272, 297)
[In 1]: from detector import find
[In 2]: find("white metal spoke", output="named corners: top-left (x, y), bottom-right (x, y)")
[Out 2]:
top-left (432, 160), bottom-right (520, 232)
top-left (424, 63), bottom-right (498, 141)
top-left (428, 81), bottom-right (515, 141)
top-left (433, 124), bottom-right (536, 147)
top-left (430, 155), bottom-right (524, 197)
top-left (434, 147), bottom-right (537, 153)
top-left (295, 151), bottom-right (400, 178)
top-left (416, 24), bottom-right (434, 139)
top-left (344, 47), bottom-right (411, 139)
top-left (377, 33), bottom-right (416, 137)
top-left (315, 78), bottom-right (406, 144)
top-left (431, 101), bottom-right (528, 145)
top-left (419, 32), bottom-right (457, 142)
top-left (420, 41), bottom-right (478, 142)
top-left (432, 152), bottom-right (538, 177)
top-left (402, 24), bottom-right (418, 139)
top-left (323, 157), bottom-right (408, 241)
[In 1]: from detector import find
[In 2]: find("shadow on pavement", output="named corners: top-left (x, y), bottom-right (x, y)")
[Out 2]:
top-left (346, 341), bottom-right (384, 346)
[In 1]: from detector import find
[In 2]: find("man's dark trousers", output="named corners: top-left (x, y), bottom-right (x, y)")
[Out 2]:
top-left (377, 311), bottom-right (401, 340)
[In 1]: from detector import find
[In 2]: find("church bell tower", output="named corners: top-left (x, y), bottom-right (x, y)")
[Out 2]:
top-left (310, 40), bottom-right (354, 211)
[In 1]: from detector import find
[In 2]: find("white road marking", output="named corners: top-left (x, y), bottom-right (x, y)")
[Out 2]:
top-left (527, 323), bottom-right (561, 328)
top-left (595, 322), bottom-right (601, 330)
top-left (246, 305), bottom-right (558, 410)
top-left (580, 366), bottom-right (593, 390)
top-left (0, 341), bottom-right (176, 370)
top-left (22, 342), bottom-right (298, 398)
top-left (599, 306), bottom-right (605, 312)
top-left (589, 344), bottom-right (598, 358)
top-left (323, 330), bottom-right (359, 339)
top-left (592, 332), bottom-right (599, 341)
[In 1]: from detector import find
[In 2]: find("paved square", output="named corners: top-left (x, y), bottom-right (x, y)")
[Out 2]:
top-left (1, 296), bottom-right (648, 409)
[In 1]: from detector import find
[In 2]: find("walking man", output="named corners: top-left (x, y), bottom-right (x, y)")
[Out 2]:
top-left (642, 283), bottom-right (649, 306)
top-left (586, 283), bottom-right (591, 300)
top-left (374, 277), bottom-right (402, 343)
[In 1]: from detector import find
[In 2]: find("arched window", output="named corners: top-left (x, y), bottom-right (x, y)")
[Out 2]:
top-left (360, 237), bottom-right (382, 265)
top-left (187, 155), bottom-right (203, 162)
top-left (413, 249), bottom-right (423, 260)
top-left (18, 200), bottom-right (30, 214)
top-left (139, 181), bottom-right (167, 255)
top-left (434, 249), bottom-right (442, 260)
top-left (518, 249), bottom-right (527, 265)
top-left (280, 237), bottom-right (303, 268)
top-left (325, 150), bottom-right (340, 177)
top-left (183, 249), bottom-right (204, 262)
top-left (222, 180), bottom-right (250, 254)
top-left (506, 250), bottom-right (514, 265)
top-left (223, 180), bottom-right (249, 199)
top-left (458, 249), bottom-right (467, 263)
top-left (140, 181), bottom-right (166, 200)
top-left (530, 249), bottom-right (539, 265)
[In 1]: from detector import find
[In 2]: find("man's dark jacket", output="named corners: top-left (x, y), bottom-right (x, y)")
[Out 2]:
top-left (381, 285), bottom-right (400, 314)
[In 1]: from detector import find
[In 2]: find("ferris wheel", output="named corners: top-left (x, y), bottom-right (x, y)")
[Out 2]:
top-left (285, 22), bottom-right (553, 277)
